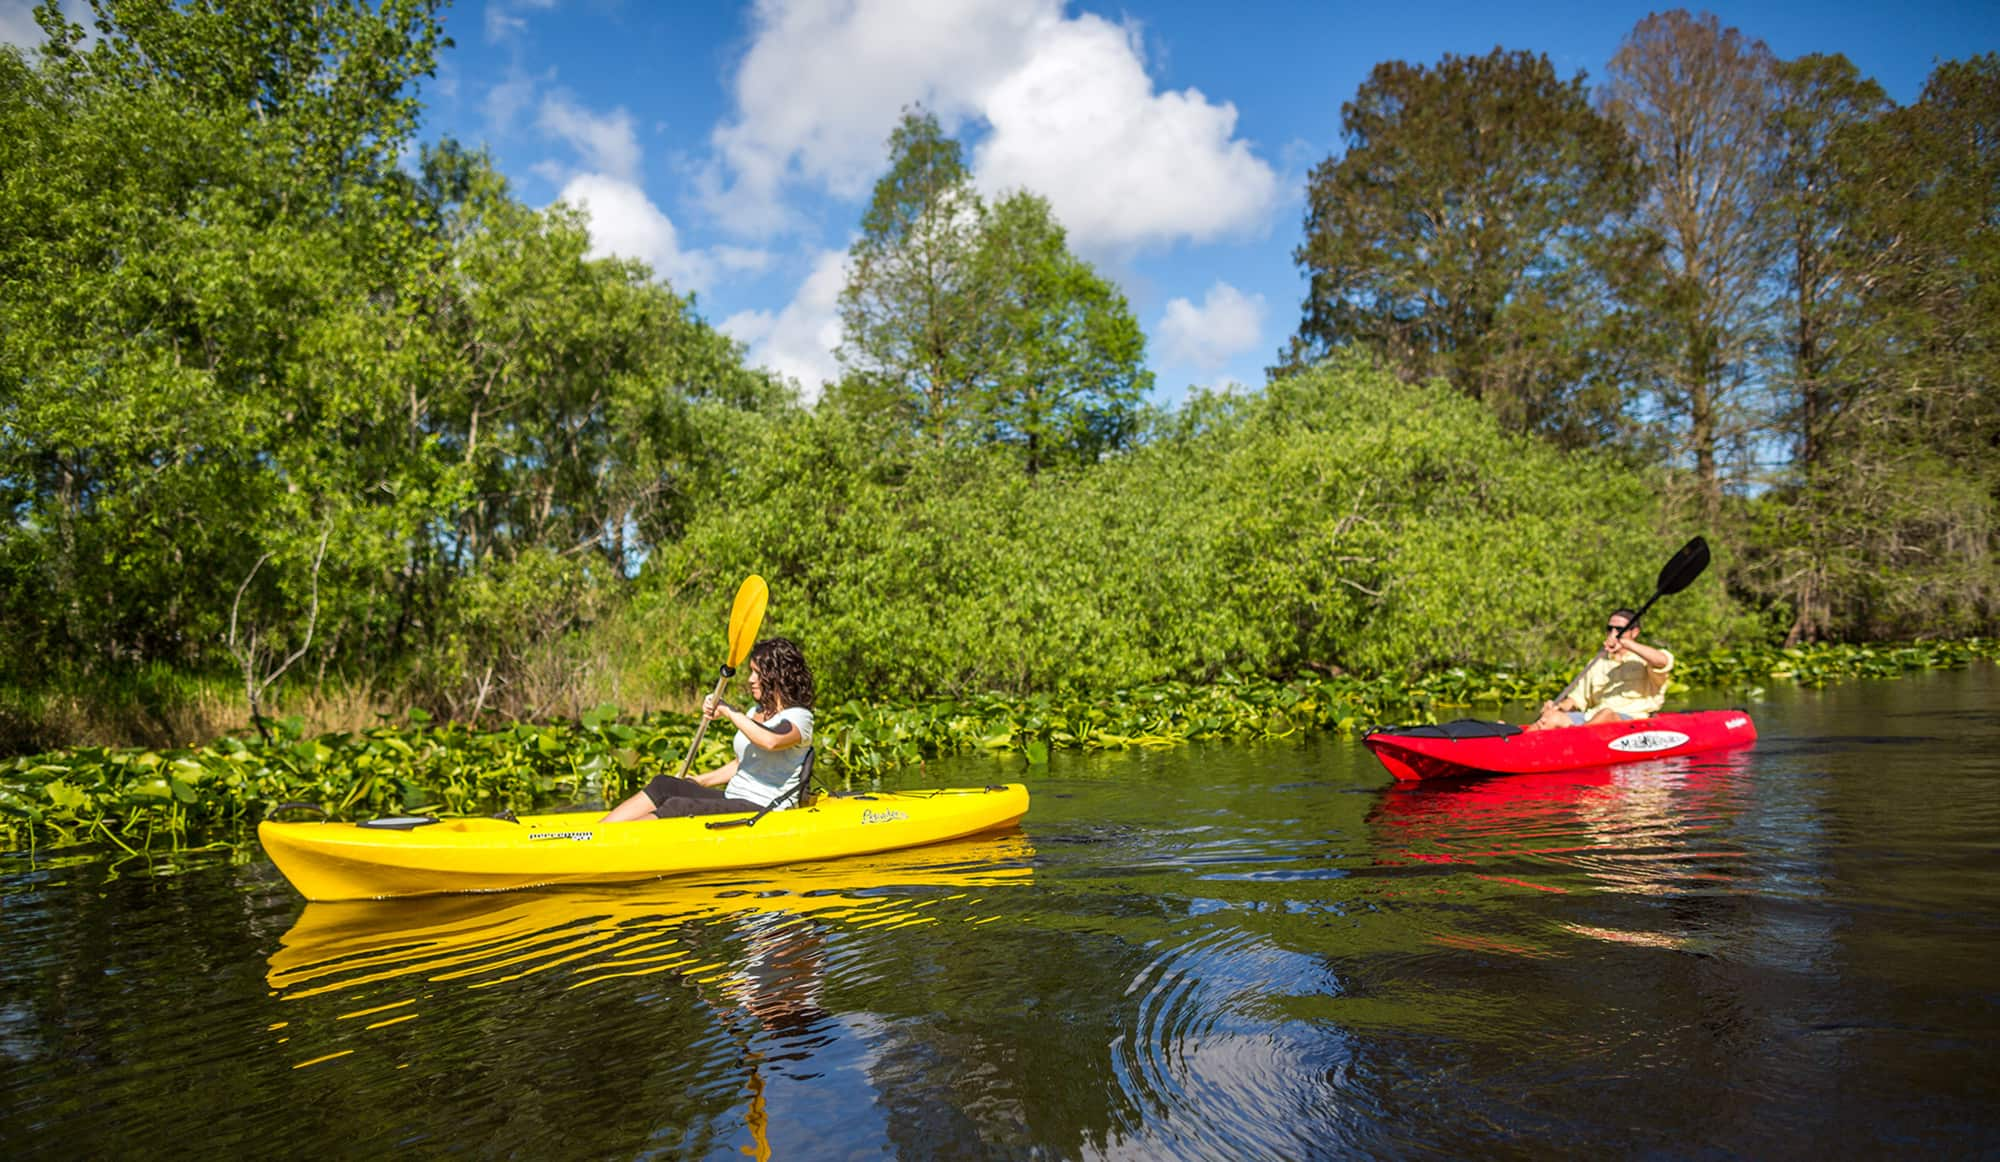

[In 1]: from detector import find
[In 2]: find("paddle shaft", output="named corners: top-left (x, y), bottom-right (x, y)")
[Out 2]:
top-left (1627, 537), bottom-right (1708, 633)
top-left (674, 665), bottom-right (737, 781)
top-left (670, 574), bottom-right (769, 784)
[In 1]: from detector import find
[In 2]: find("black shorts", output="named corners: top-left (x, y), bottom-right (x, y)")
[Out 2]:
top-left (641, 774), bottom-right (760, 819)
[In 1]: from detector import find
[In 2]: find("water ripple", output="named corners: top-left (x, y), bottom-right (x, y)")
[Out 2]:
top-left (1102, 922), bottom-right (1367, 1158)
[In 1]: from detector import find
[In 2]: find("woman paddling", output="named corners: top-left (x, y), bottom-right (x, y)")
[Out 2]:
top-left (601, 637), bottom-right (816, 821)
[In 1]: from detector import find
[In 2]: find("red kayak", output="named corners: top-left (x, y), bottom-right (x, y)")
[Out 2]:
top-left (1363, 709), bottom-right (1757, 781)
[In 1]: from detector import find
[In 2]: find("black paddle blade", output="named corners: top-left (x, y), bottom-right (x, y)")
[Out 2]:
top-left (1628, 536), bottom-right (1711, 628)
top-left (1655, 536), bottom-right (1710, 597)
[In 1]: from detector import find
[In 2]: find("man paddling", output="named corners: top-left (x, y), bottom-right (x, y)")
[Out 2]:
top-left (1524, 609), bottom-right (1675, 731)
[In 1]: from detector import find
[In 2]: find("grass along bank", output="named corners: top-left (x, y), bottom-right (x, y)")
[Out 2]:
top-left (2, 639), bottom-right (1993, 853)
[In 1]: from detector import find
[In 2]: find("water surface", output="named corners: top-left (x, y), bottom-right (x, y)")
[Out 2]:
top-left (3, 666), bottom-right (1997, 1157)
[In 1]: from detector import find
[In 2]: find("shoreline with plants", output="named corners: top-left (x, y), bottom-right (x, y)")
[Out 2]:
top-left (3, 639), bottom-right (1992, 854)
top-left (4, 4), bottom-right (1993, 857)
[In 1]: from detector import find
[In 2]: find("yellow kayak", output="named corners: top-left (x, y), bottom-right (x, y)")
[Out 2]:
top-left (259, 784), bottom-right (1031, 901)
top-left (268, 833), bottom-right (1036, 998)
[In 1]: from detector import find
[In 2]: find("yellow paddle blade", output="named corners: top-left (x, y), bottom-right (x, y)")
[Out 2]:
top-left (726, 574), bottom-right (769, 668)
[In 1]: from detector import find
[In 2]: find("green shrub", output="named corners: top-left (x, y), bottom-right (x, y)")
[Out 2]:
top-left (630, 354), bottom-right (1764, 700)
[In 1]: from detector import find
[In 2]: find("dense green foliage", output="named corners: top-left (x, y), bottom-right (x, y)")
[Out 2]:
top-left (1284, 25), bottom-right (1997, 639)
top-left (1280, 48), bottom-right (1641, 447)
top-left (2, 4), bottom-right (1994, 778)
top-left (1763, 55), bottom-right (2000, 641)
top-left (653, 356), bottom-right (1759, 701)
top-left (0, 1), bottom-right (787, 749)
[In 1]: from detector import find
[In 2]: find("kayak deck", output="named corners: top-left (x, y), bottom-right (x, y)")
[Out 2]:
top-left (1364, 710), bottom-right (1756, 781)
top-left (259, 784), bottom-right (1030, 900)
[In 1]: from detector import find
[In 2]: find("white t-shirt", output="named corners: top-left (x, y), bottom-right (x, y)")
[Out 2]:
top-left (723, 705), bottom-right (814, 809)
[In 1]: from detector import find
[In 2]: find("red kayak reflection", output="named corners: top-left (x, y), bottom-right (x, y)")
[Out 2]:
top-left (1367, 749), bottom-right (1757, 898)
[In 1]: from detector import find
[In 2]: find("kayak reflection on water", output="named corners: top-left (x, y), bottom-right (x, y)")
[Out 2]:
top-left (265, 833), bottom-right (1034, 1154)
top-left (1368, 748), bottom-right (1757, 908)
top-left (267, 833), bottom-right (1035, 1004)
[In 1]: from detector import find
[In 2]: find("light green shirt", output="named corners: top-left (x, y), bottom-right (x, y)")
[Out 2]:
top-left (1573, 648), bottom-right (1675, 719)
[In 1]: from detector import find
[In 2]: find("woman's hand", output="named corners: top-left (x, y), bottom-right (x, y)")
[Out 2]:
top-left (703, 694), bottom-right (732, 722)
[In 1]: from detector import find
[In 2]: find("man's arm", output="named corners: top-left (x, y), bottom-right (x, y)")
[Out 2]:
top-left (1620, 638), bottom-right (1671, 670)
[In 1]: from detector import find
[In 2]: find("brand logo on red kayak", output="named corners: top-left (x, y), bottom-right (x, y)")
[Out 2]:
top-left (527, 831), bottom-right (594, 842)
top-left (1725, 716), bottom-right (1750, 729)
top-left (861, 809), bottom-right (909, 824)
top-left (1608, 730), bottom-right (1690, 753)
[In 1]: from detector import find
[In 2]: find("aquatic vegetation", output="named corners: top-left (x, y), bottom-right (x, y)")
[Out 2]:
top-left (2, 640), bottom-right (1992, 850)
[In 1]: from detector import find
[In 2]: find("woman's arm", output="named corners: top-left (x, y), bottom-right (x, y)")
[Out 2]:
top-left (704, 697), bottom-right (803, 752)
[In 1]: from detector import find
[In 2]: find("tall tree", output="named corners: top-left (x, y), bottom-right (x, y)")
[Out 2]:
top-left (835, 110), bottom-right (1150, 473)
top-left (1768, 54), bottom-right (1891, 473)
top-left (835, 108), bottom-right (988, 445)
top-left (1279, 48), bottom-right (1641, 446)
top-left (1599, 9), bottom-right (1780, 518)
top-left (0, 0), bottom-right (783, 708)
top-left (1751, 54), bottom-right (1890, 641)
top-left (1805, 55), bottom-right (2000, 637)
top-left (429, 154), bottom-right (786, 570)
top-left (0, 0), bottom-right (452, 675)
top-left (971, 192), bottom-right (1150, 475)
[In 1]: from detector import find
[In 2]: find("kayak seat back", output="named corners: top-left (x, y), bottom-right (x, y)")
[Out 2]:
top-left (706, 747), bottom-right (817, 831)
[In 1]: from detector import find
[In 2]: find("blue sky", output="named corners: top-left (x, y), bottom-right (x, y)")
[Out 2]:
top-left (6, 1), bottom-right (1995, 405)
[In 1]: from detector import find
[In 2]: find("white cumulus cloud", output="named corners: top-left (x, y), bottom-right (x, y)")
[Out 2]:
top-left (554, 172), bottom-right (714, 293)
top-left (486, 0), bottom-right (558, 44)
top-left (721, 249), bottom-right (849, 402)
top-left (536, 91), bottom-right (774, 295)
top-left (538, 92), bottom-right (641, 181)
top-left (703, 0), bottom-right (1048, 234)
top-left (1157, 282), bottom-right (1266, 371)
top-left (483, 66), bottom-right (549, 137)
top-left (973, 15), bottom-right (1278, 256)
top-left (704, 0), bottom-right (1278, 255)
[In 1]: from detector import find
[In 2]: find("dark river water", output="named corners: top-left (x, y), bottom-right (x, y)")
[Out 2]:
top-left (4, 666), bottom-right (1998, 1158)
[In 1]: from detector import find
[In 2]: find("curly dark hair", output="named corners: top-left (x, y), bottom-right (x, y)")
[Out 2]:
top-left (748, 637), bottom-right (815, 711)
